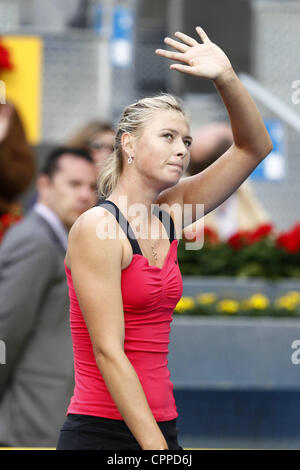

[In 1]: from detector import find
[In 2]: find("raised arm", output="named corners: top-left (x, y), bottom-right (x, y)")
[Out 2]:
top-left (67, 209), bottom-right (169, 450)
top-left (155, 27), bottom-right (273, 226)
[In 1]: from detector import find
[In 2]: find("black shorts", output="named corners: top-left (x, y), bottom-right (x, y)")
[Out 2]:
top-left (56, 413), bottom-right (183, 450)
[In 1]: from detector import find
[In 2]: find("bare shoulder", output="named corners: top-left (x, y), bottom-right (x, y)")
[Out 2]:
top-left (66, 206), bottom-right (123, 271)
top-left (69, 206), bottom-right (115, 235)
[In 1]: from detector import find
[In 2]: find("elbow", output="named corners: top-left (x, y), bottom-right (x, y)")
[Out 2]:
top-left (94, 345), bottom-right (125, 366)
top-left (251, 137), bottom-right (273, 162)
top-left (263, 136), bottom-right (273, 157)
top-left (236, 134), bottom-right (273, 162)
top-left (92, 333), bottom-right (125, 365)
top-left (259, 134), bottom-right (273, 160)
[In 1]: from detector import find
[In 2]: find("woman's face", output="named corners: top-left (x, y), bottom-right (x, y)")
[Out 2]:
top-left (132, 109), bottom-right (192, 189)
top-left (89, 130), bottom-right (115, 165)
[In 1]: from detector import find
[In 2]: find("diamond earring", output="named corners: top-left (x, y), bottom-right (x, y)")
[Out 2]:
top-left (128, 155), bottom-right (133, 164)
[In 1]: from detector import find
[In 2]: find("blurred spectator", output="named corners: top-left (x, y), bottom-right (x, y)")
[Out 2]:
top-left (66, 120), bottom-right (115, 205)
top-left (0, 102), bottom-right (36, 242)
top-left (184, 122), bottom-right (271, 241)
top-left (66, 120), bottom-right (115, 169)
top-left (28, 120), bottom-right (114, 210)
top-left (0, 147), bottom-right (97, 447)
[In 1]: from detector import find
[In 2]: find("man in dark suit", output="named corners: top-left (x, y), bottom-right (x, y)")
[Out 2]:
top-left (0, 147), bottom-right (98, 447)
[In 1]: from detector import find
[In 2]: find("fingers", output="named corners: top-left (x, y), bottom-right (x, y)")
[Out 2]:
top-left (174, 31), bottom-right (198, 47)
top-left (155, 48), bottom-right (188, 63)
top-left (163, 36), bottom-right (189, 53)
top-left (169, 63), bottom-right (195, 75)
top-left (195, 26), bottom-right (210, 43)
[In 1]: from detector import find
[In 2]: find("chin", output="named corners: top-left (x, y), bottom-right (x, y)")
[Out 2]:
top-left (168, 170), bottom-right (182, 182)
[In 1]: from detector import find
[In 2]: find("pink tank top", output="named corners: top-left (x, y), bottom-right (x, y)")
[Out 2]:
top-left (65, 200), bottom-right (183, 421)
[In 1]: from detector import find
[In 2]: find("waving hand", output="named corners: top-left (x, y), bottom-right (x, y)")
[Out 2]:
top-left (155, 26), bottom-right (273, 227)
top-left (155, 26), bottom-right (232, 80)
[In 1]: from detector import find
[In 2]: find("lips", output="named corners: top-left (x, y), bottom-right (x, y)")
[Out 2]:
top-left (168, 163), bottom-right (183, 170)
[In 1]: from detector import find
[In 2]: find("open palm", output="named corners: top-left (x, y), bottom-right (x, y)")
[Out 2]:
top-left (155, 26), bottom-right (232, 80)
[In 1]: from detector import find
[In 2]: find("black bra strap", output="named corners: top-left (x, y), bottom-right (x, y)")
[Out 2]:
top-left (97, 200), bottom-right (142, 255)
top-left (152, 205), bottom-right (177, 243)
top-left (97, 200), bottom-right (177, 255)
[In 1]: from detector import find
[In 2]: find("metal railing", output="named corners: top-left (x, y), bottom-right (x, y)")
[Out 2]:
top-left (239, 73), bottom-right (300, 133)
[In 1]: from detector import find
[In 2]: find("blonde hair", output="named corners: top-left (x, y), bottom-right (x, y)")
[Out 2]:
top-left (97, 93), bottom-right (189, 199)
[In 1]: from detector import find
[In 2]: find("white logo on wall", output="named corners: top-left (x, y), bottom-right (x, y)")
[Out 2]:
top-left (291, 340), bottom-right (300, 365)
top-left (291, 80), bottom-right (300, 105)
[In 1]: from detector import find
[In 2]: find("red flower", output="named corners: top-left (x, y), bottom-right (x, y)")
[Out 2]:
top-left (248, 223), bottom-right (274, 244)
top-left (228, 224), bottom-right (274, 250)
top-left (203, 226), bottom-right (219, 245)
top-left (0, 213), bottom-right (14, 227)
top-left (227, 230), bottom-right (252, 250)
top-left (0, 41), bottom-right (13, 71)
top-left (0, 206), bottom-right (23, 243)
top-left (276, 223), bottom-right (300, 254)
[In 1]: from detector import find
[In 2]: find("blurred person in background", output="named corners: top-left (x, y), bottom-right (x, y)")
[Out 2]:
top-left (0, 147), bottom-right (97, 447)
top-left (66, 120), bottom-right (115, 204)
top-left (27, 120), bottom-right (114, 209)
top-left (0, 102), bottom-right (36, 243)
top-left (66, 120), bottom-right (115, 169)
top-left (184, 122), bottom-right (271, 242)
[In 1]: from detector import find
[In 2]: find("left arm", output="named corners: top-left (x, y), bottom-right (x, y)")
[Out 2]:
top-left (155, 27), bottom-right (273, 226)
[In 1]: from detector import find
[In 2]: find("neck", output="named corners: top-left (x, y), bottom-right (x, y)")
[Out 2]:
top-left (108, 178), bottom-right (162, 224)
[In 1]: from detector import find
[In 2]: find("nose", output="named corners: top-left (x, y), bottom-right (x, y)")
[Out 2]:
top-left (176, 140), bottom-right (189, 159)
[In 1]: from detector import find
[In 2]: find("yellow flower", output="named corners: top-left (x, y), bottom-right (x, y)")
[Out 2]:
top-left (196, 293), bottom-right (217, 305)
top-left (175, 296), bottom-right (196, 313)
top-left (275, 292), bottom-right (300, 311)
top-left (246, 294), bottom-right (270, 310)
top-left (286, 291), bottom-right (300, 305)
top-left (216, 299), bottom-right (239, 314)
top-left (275, 297), bottom-right (295, 310)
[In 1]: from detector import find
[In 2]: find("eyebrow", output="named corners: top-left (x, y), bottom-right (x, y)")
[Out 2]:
top-left (160, 128), bottom-right (193, 142)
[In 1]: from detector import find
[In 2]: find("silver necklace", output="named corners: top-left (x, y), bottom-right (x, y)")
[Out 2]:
top-left (151, 239), bottom-right (158, 261)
